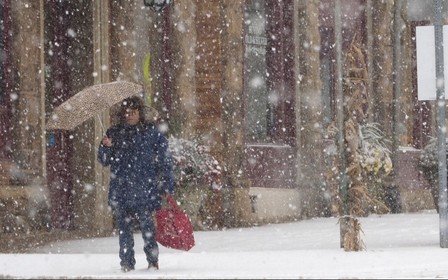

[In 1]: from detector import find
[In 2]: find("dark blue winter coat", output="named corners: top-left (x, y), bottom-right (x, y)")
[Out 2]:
top-left (97, 122), bottom-right (175, 211)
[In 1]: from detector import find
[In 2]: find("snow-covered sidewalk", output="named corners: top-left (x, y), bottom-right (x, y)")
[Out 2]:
top-left (1, 211), bottom-right (448, 279)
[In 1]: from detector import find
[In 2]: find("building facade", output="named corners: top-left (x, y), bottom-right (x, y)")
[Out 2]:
top-left (0, 0), bottom-right (446, 249)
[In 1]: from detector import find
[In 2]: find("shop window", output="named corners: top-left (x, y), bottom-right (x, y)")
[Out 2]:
top-left (244, 0), bottom-right (294, 145)
top-left (243, 0), bottom-right (296, 189)
top-left (244, 0), bottom-right (271, 143)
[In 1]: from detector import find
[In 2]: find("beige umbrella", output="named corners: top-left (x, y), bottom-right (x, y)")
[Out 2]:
top-left (45, 81), bottom-right (143, 130)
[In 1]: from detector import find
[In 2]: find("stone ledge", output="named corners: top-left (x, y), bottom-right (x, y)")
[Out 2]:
top-left (0, 185), bottom-right (50, 233)
top-left (0, 229), bottom-right (113, 253)
top-left (0, 186), bottom-right (28, 198)
top-left (399, 188), bottom-right (436, 213)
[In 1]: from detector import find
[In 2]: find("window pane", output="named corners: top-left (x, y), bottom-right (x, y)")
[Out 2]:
top-left (244, 0), bottom-right (272, 143)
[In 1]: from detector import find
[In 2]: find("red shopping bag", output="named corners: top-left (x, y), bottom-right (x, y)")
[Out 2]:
top-left (155, 195), bottom-right (195, 251)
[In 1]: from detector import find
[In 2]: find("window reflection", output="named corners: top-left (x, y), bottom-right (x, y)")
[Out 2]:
top-left (244, 0), bottom-right (272, 143)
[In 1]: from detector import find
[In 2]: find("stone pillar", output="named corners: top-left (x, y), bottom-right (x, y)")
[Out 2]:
top-left (220, 1), bottom-right (251, 227)
top-left (295, 1), bottom-right (326, 217)
top-left (92, 0), bottom-right (113, 234)
top-left (12, 0), bottom-right (44, 181)
top-left (171, 1), bottom-right (197, 138)
top-left (397, 1), bottom-right (415, 146)
top-left (371, 0), bottom-right (394, 135)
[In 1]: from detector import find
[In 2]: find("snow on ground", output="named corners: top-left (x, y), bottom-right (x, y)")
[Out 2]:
top-left (1, 211), bottom-right (448, 279)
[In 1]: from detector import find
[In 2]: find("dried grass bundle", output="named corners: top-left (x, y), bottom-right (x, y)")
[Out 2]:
top-left (341, 216), bottom-right (366, 251)
top-left (342, 36), bottom-right (370, 251)
top-left (328, 35), bottom-right (392, 251)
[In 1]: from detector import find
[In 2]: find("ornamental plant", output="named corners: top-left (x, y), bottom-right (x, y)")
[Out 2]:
top-left (418, 137), bottom-right (439, 182)
top-left (339, 38), bottom-right (392, 251)
top-left (358, 123), bottom-right (393, 181)
top-left (357, 123), bottom-right (393, 214)
top-left (168, 136), bottom-right (222, 190)
top-left (167, 136), bottom-right (223, 230)
top-left (417, 137), bottom-right (448, 213)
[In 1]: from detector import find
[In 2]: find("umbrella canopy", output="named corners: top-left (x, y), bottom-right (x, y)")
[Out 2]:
top-left (46, 81), bottom-right (143, 130)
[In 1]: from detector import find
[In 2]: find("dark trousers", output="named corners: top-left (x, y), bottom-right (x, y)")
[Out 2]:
top-left (115, 206), bottom-right (159, 268)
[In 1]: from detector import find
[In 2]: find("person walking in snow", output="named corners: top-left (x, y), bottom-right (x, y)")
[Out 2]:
top-left (97, 95), bottom-right (175, 272)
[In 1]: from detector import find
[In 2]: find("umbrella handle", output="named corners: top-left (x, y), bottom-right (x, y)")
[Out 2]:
top-left (97, 115), bottom-right (105, 133)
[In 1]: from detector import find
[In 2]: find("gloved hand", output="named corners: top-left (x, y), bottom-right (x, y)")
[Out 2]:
top-left (161, 193), bottom-right (177, 208)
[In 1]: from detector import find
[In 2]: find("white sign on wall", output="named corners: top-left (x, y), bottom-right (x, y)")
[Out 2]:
top-left (416, 25), bottom-right (448, 100)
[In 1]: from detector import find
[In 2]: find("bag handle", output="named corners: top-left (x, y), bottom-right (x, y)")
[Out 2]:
top-left (165, 194), bottom-right (178, 209)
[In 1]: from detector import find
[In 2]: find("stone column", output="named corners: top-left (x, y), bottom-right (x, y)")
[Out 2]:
top-left (12, 0), bottom-right (43, 179)
top-left (220, 1), bottom-right (252, 227)
top-left (92, 0), bottom-right (113, 233)
top-left (171, 1), bottom-right (197, 138)
top-left (400, 1), bottom-right (415, 146)
top-left (295, 1), bottom-right (326, 217)
top-left (371, 0), bottom-right (394, 135)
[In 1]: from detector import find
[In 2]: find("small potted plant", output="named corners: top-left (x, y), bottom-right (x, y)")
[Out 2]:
top-left (357, 123), bottom-right (394, 214)
top-left (168, 136), bottom-right (222, 229)
top-left (417, 137), bottom-right (448, 213)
